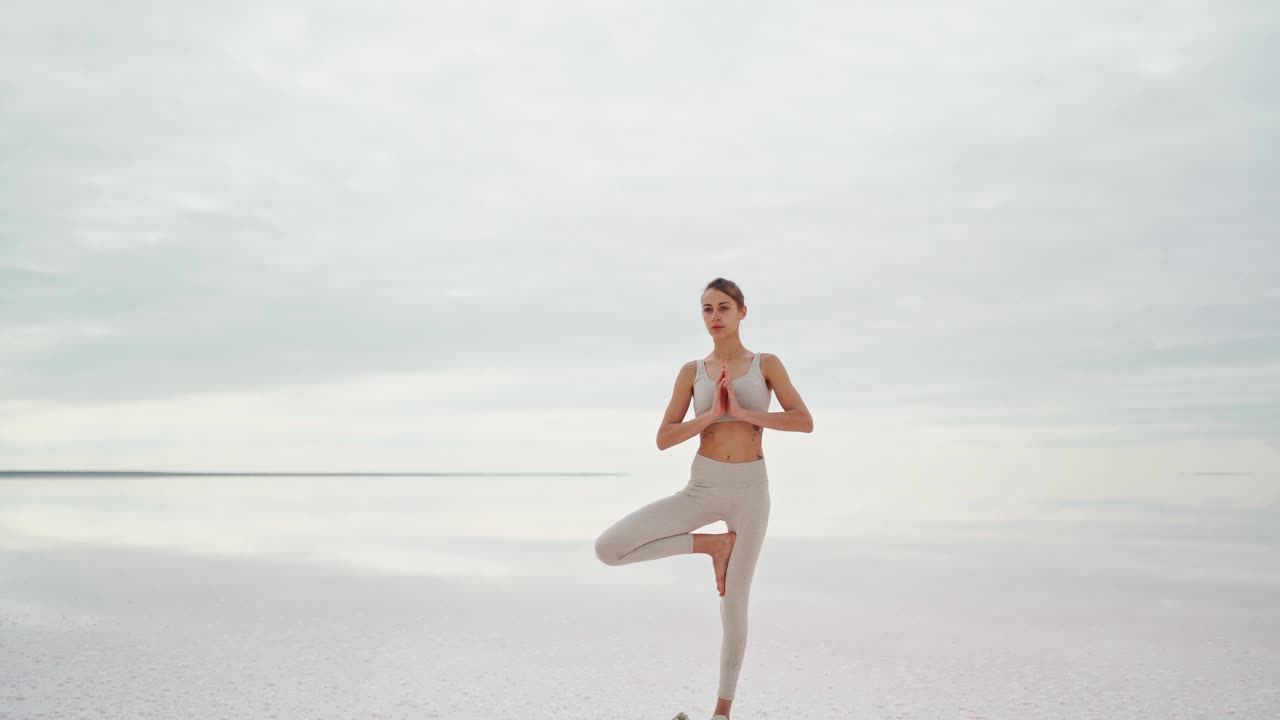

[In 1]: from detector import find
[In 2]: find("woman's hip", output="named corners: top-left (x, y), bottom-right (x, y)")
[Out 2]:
top-left (688, 452), bottom-right (769, 490)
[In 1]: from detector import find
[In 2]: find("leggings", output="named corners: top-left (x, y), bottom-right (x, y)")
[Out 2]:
top-left (593, 453), bottom-right (771, 701)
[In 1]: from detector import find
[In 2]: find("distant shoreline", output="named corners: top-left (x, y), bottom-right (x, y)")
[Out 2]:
top-left (0, 470), bottom-right (628, 478)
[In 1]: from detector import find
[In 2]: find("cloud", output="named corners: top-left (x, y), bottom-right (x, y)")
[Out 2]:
top-left (0, 0), bottom-right (1277, 475)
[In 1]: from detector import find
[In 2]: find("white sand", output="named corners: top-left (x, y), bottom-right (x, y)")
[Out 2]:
top-left (2, 524), bottom-right (1278, 719)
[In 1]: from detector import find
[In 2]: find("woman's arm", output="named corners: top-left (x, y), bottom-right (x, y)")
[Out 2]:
top-left (655, 362), bottom-right (717, 450)
top-left (737, 353), bottom-right (813, 432)
top-left (658, 413), bottom-right (717, 451)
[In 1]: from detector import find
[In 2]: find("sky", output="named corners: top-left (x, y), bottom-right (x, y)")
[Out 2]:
top-left (1, 1), bottom-right (1277, 507)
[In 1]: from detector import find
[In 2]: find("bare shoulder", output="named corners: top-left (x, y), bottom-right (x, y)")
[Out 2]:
top-left (759, 352), bottom-right (807, 411)
top-left (760, 352), bottom-right (794, 386)
top-left (674, 359), bottom-right (698, 386)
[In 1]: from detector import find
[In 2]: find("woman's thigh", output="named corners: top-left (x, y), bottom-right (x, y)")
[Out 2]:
top-left (595, 489), bottom-right (722, 564)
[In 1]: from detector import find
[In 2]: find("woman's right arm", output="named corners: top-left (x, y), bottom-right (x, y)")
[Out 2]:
top-left (655, 361), bottom-right (716, 451)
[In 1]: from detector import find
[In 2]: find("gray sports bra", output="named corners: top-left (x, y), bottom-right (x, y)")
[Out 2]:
top-left (692, 351), bottom-right (772, 423)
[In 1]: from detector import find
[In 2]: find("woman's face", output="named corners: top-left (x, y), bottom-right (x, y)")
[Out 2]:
top-left (702, 290), bottom-right (742, 336)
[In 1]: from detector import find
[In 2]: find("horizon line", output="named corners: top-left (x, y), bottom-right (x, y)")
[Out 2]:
top-left (0, 470), bottom-right (629, 478)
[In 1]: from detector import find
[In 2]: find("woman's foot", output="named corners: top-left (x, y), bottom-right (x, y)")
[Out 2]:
top-left (710, 531), bottom-right (736, 596)
top-left (691, 531), bottom-right (738, 596)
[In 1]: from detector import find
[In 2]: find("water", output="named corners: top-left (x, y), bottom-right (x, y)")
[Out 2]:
top-left (1, 471), bottom-right (1277, 583)
top-left (2, 471), bottom-right (1278, 718)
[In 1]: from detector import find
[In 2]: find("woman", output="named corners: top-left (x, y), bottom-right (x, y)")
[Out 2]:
top-left (594, 277), bottom-right (814, 720)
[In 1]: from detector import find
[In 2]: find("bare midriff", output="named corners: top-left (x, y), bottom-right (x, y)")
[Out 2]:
top-left (696, 420), bottom-right (764, 463)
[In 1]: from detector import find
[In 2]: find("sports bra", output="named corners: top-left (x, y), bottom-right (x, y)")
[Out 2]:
top-left (692, 351), bottom-right (772, 424)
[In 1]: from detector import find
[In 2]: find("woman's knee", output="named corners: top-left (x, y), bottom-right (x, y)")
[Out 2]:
top-left (594, 532), bottom-right (623, 566)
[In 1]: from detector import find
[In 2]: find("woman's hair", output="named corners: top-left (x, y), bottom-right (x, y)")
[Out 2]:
top-left (703, 277), bottom-right (745, 310)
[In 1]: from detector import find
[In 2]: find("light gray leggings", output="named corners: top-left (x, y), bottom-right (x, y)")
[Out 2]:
top-left (593, 453), bottom-right (771, 701)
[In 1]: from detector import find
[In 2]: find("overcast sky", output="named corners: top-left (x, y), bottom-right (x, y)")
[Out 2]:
top-left (1, 2), bottom-right (1276, 506)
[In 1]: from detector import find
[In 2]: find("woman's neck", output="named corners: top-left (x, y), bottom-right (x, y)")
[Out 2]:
top-left (710, 338), bottom-right (747, 362)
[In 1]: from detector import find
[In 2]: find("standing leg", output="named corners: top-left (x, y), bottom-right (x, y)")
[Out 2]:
top-left (715, 481), bottom-right (771, 702)
top-left (594, 488), bottom-right (720, 566)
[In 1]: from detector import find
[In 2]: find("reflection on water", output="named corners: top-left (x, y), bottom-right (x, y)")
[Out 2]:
top-left (1, 473), bottom-right (1276, 583)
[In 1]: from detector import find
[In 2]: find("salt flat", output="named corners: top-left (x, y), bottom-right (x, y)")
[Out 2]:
top-left (2, 512), bottom-right (1277, 720)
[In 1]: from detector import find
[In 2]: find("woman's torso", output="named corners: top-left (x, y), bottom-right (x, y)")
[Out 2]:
top-left (692, 351), bottom-right (772, 463)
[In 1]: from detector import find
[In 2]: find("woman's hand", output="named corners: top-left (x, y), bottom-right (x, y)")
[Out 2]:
top-left (709, 363), bottom-right (728, 419)
top-left (722, 367), bottom-right (743, 419)
top-left (711, 363), bottom-right (742, 420)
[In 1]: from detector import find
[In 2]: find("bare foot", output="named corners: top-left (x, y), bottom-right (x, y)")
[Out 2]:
top-left (711, 531), bottom-right (736, 596)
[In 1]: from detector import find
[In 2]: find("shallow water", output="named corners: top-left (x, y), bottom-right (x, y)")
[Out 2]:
top-left (1, 472), bottom-right (1277, 719)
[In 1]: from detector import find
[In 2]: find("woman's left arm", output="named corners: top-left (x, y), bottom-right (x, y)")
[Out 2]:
top-left (737, 353), bottom-right (814, 432)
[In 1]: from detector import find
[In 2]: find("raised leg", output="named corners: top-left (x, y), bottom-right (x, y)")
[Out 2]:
top-left (594, 489), bottom-right (720, 566)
